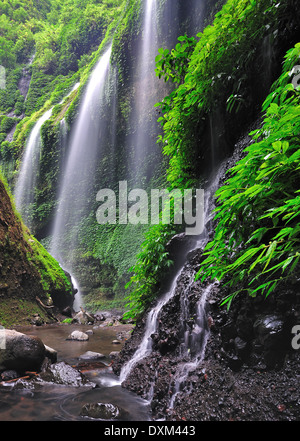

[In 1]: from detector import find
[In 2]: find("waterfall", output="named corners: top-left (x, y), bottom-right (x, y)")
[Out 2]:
top-left (168, 282), bottom-right (217, 409)
top-left (129, 0), bottom-right (159, 181)
top-left (14, 82), bottom-right (80, 230)
top-left (14, 107), bottom-right (53, 229)
top-left (49, 45), bottom-right (113, 309)
top-left (119, 159), bottom-right (227, 386)
top-left (119, 267), bottom-right (184, 383)
top-left (71, 275), bottom-right (83, 313)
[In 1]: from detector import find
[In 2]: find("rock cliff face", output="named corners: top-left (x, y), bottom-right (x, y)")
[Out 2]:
top-left (0, 175), bottom-right (74, 327)
top-left (112, 143), bottom-right (300, 421)
top-left (113, 241), bottom-right (300, 421)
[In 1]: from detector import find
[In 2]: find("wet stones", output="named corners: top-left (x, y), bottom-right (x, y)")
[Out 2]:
top-left (80, 402), bottom-right (120, 420)
top-left (0, 330), bottom-right (46, 373)
top-left (79, 351), bottom-right (105, 360)
top-left (72, 310), bottom-right (94, 325)
top-left (66, 330), bottom-right (89, 341)
top-left (253, 315), bottom-right (287, 368)
top-left (39, 361), bottom-right (91, 387)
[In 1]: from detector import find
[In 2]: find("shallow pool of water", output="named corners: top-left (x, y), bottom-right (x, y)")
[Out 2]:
top-left (0, 324), bottom-right (151, 421)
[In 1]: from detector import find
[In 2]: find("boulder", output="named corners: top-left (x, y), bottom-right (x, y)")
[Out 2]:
top-left (44, 345), bottom-right (57, 363)
top-left (0, 330), bottom-right (46, 373)
top-left (109, 351), bottom-right (120, 359)
top-left (253, 315), bottom-right (286, 368)
top-left (73, 310), bottom-right (94, 325)
top-left (62, 306), bottom-right (73, 318)
top-left (39, 362), bottom-right (91, 387)
top-left (30, 314), bottom-right (44, 326)
top-left (0, 370), bottom-right (19, 381)
top-left (79, 351), bottom-right (105, 360)
top-left (80, 402), bottom-right (120, 419)
top-left (66, 330), bottom-right (89, 341)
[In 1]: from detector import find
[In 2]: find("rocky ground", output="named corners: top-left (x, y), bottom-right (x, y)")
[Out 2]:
top-left (111, 128), bottom-right (300, 422)
top-left (112, 246), bottom-right (300, 421)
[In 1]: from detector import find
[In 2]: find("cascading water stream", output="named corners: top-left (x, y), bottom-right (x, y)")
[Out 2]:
top-left (168, 282), bottom-right (217, 409)
top-left (71, 275), bottom-right (83, 313)
top-left (14, 82), bottom-right (80, 230)
top-left (119, 160), bottom-right (227, 392)
top-left (119, 267), bottom-right (184, 384)
top-left (14, 107), bottom-right (53, 229)
top-left (49, 45), bottom-right (114, 310)
top-left (129, 0), bottom-right (159, 180)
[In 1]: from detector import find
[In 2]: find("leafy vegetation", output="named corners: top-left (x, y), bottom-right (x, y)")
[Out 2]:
top-left (1, 0), bottom-right (299, 320)
top-left (124, 0), bottom-right (299, 319)
top-left (197, 43), bottom-right (300, 306)
top-left (155, 0), bottom-right (284, 188)
top-left (0, 170), bottom-right (73, 312)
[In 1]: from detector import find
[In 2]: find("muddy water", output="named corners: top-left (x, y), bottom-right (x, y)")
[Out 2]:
top-left (0, 324), bottom-right (151, 421)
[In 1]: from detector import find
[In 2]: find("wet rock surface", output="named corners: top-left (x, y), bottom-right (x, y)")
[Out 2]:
top-left (66, 330), bottom-right (89, 341)
top-left (38, 361), bottom-right (93, 387)
top-left (0, 330), bottom-right (46, 373)
top-left (80, 402), bottom-right (120, 419)
top-left (112, 247), bottom-right (300, 421)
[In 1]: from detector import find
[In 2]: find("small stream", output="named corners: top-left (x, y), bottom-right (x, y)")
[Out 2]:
top-left (0, 324), bottom-right (151, 421)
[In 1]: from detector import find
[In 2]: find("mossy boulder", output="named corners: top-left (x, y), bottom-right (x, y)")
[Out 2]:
top-left (0, 174), bottom-right (73, 327)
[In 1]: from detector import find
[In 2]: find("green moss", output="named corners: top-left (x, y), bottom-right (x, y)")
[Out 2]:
top-left (26, 235), bottom-right (72, 296)
top-left (0, 170), bottom-right (73, 301)
top-left (0, 298), bottom-right (50, 328)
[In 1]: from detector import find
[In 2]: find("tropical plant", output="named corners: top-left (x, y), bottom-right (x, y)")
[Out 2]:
top-left (197, 43), bottom-right (300, 307)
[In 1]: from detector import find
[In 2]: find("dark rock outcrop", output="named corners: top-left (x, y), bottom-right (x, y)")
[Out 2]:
top-left (113, 235), bottom-right (300, 421)
top-left (0, 330), bottom-right (47, 373)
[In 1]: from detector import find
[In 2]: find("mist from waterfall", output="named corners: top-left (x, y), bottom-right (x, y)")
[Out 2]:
top-left (14, 82), bottom-right (80, 231)
top-left (128, 0), bottom-right (159, 182)
top-left (49, 45), bottom-right (113, 270)
top-left (14, 107), bottom-right (53, 230)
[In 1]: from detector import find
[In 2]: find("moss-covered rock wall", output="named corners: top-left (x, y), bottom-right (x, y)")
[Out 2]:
top-left (0, 173), bottom-right (73, 327)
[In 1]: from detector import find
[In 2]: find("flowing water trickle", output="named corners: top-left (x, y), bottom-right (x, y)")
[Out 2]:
top-left (129, 0), bottom-right (159, 181)
top-left (49, 45), bottom-right (113, 267)
top-left (119, 160), bottom-right (227, 395)
top-left (168, 282), bottom-right (217, 409)
top-left (14, 107), bottom-right (53, 229)
top-left (14, 82), bottom-right (80, 230)
top-left (71, 275), bottom-right (84, 313)
top-left (119, 267), bottom-right (184, 384)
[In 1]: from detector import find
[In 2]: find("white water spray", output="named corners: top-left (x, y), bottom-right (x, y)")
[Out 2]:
top-left (71, 275), bottom-right (84, 312)
top-left (119, 268), bottom-right (183, 383)
top-left (50, 46), bottom-right (112, 262)
top-left (119, 160), bottom-right (227, 389)
top-left (14, 82), bottom-right (80, 230)
top-left (14, 107), bottom-right (53, 229)
top-left (129, 0), bottom-right (159, 179)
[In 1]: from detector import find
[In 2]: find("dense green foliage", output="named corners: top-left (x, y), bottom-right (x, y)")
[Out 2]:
top-left (156, 0), bottom-right (283, 188)
top-left (0, 169), bottom-right (73, 301)
top-left (2, 0), bottom-right (299, 320)
top-left (124, 0), bottom-right (299, 319)
top-left (0, 0), bottom-right (125, 161)
top-left (197, 43), bottom-right (300, 306)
